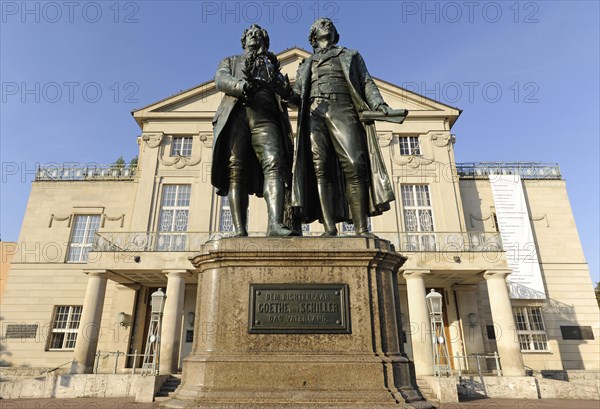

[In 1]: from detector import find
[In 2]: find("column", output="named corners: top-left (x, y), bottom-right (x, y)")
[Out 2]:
top-left (160, 270), bottom-right (188, 374)
top-left (483, 271), bottom-right (525, 376)
top-left (71, 270), bottom-right (108, 374)
top-left (403, 270), bottom-right (434, 376)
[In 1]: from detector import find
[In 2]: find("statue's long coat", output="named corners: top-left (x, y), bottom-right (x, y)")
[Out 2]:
top-left (211, 54), bottom-right (294, 197)
top-left (291, 47), bottom-right (395, 223)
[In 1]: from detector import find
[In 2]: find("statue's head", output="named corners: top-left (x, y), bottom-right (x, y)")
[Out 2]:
top-left (241, 24), bottom-right (270, 52)
top-left (309, 18), bottom-right (340, 49)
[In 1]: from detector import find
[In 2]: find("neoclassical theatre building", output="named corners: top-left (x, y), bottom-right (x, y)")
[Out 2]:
top-left (1, 48), bottom-right (598, 398)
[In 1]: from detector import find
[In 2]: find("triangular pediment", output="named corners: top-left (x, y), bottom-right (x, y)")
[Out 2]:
top-left (132, 47), bottom-right (460, 128)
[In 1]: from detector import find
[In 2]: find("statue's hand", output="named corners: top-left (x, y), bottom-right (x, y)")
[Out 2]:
top-left (377, 103), bottom-right (392, 115)
top-left (234, 79), bottom-right (249, 99)
top-left (275, 73), bottom-right (292, 99)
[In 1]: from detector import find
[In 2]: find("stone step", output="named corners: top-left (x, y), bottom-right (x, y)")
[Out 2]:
top-left (156, 375), bottom-right (182, 397)
top-left (416, 380), bottom-right (433, 392)
top-left (415, 378), bottom-right (440, 405)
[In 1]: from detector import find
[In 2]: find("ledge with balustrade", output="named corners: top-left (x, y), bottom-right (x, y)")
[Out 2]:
top-left (92, 231), bottom-right (503, 253)
top-left (34, 161), bottom-right (560, 182)
top-left (456, 162), bottom-right (561, 180)
top-left (35, 164), bottom-right (137, 181)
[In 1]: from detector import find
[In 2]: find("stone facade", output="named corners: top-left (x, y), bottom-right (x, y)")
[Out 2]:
top-left (0, 48), bottom-right (598, 401)
top-left (0, 242), bottom-right (16, 300)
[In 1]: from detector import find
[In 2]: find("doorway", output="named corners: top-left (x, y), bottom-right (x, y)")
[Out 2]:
top-left (427, 287), bottom-right (454, 370)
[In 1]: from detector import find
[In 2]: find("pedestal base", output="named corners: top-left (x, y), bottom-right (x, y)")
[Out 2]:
top-left (162, 237), bottom-right (432, 409)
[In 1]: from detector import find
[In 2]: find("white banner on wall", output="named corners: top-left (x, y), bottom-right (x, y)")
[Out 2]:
top-left (489, 175), bottom-right (546, 299)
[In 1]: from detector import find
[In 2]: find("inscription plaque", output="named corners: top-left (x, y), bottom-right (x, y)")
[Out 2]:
top-left (249, 283), bottom-right (350, 334)
top-left (5, 324), bottom-right (38, 339)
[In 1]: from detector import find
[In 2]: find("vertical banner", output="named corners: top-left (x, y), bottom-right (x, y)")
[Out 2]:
top-left (490, 175), bottom-right (546, 299)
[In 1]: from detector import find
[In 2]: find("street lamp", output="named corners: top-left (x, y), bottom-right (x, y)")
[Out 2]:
top-left (142, 288), bottom-right (166, 375)
top-left (151, 288), bottom-right (166, 315)
top-left (425, 289), bottom-right (443, 317)
top-left (425, 289), bottom-right (451, 376)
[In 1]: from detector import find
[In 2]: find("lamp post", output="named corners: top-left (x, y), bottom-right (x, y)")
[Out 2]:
top-left (426, 289), bottom-right (451, 376)
top-left (151, 288), bottom-right (167, 315)
top-left (142, 288), bottom-right (166, 375)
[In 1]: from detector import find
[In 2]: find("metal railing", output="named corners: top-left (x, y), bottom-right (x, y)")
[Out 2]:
top-left (93, 350), bottom-right (143, 374)
top-left (94, 231), bottom-right (229, 252)
top-left (93, 231), bottom-right (502, 253)
top-left (456, 162), bottom-right (561, 180)
top-left (36, 164), bottom-right (137, 181)
top-left (453, 352), bottom-right (502, 398)
top-left (452, 352), bottom-right (502, 378)
top-left (379, 231), bottom-right (503, 252)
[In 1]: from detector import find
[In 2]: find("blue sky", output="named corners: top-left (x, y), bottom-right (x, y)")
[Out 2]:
top-left (1, 1), bottom-right (598, 283)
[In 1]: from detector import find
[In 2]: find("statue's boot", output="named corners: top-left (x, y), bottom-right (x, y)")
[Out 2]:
top-left (228, 186), bottom-right (248, 237)
top-left (347, 182), bottom-right (378, 239)
top-left (317, 180), bottom-right (338, 237)
top-left (264, 177), bottom-right (293, 237)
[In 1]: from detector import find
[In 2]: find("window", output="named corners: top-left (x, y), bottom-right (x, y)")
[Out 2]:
top-left (486, 325), bottom-right (496, 340)
top-left (219, 196), bottom-right (249, 233)
top-left (513, 306), bottom-right (549, 351)
top-left (341, 219), bottom-right (372, 234)
top-left (67, 215), bottom-right (101, 262)
top-left (48, 305), bottom-right (82, 350)
top-left (157, 185), bottom-right (190, 250)
top-left (399, 136), bottom-right (421, 156)
top-left (219, 196), bottom-right (234, 233)
top-left (170, 136), bottom-right (193, 157)
top-left (401, 185), bottom-right (435, 250)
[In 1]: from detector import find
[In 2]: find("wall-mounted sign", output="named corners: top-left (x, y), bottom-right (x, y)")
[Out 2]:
top-left (560, 326), bottom-right (594, 340)
top-left (248, 283), bottom-right (351, 334)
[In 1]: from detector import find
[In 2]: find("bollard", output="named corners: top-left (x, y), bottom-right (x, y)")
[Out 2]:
top-left (132, 350), bottom-right (138, 374)
top-left (113, 350), bottom-right (120, 374)
top-left (94, 350), bottom-right (101, 374)
top-left (493, 351), bottom-right (502, 376)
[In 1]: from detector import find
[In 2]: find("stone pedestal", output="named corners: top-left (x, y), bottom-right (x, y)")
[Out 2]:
top-left (162, 237), bottom-right (432, 409)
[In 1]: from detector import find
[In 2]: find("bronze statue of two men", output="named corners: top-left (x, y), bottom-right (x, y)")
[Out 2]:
top-left (212, 19), bottom-right (401, 238)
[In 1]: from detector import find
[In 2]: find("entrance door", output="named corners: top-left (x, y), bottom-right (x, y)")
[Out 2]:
top-left (128, 287), bottom-right (158, 369)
